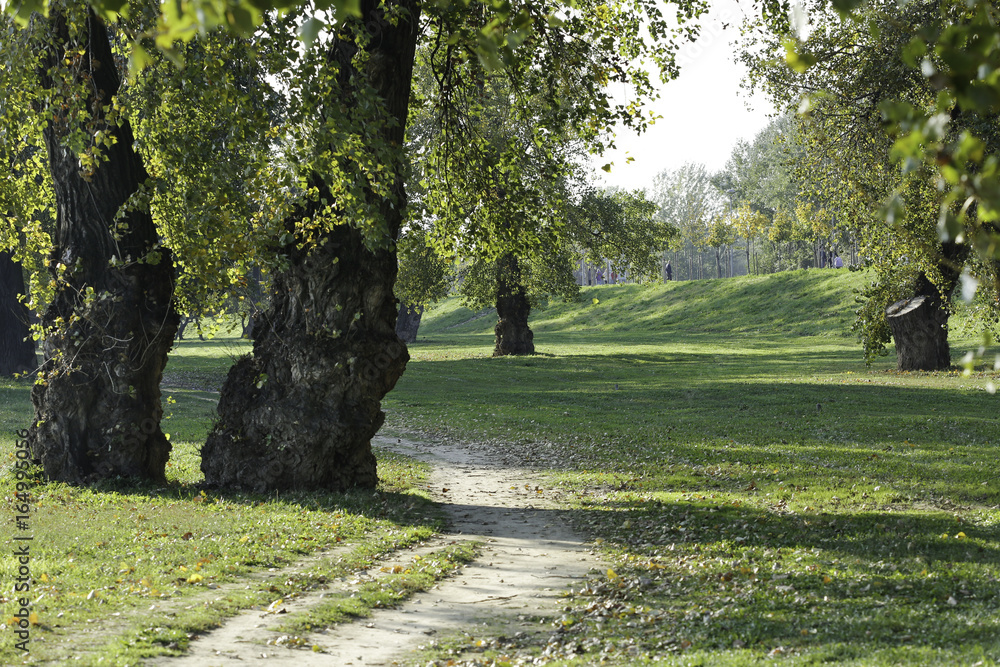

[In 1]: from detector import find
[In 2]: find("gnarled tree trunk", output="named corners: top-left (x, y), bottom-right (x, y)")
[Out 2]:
top-left (28, 8), bottom-right (178, 483)
top-left (202, 0), bottom-right (418, 492)
top-left (493, 253), bottom-right (534, 356)
top-left (0, 251), bottom-right (36, 376)
top-left (396, 303), bottom-right (423, 344)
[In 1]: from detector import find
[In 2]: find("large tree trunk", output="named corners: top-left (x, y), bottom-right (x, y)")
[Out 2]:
top-left (28, 8), bottom-right (178, 483)
top-left (886, 294), bottom-right (950, 370)
top-left (396, 303), bottom-right (423, 344)
top-left (202, 0), bottom-right (418, 493)
top-left (493, 253), bottom-right (534, 356)
top-left (0, 251), bottom-right (36, 376)
top-left (885, 244), bottom-right (964, 371)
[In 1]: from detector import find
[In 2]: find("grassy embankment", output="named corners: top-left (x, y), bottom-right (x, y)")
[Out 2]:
top-left (384, 268), bottom-right (1000, 666)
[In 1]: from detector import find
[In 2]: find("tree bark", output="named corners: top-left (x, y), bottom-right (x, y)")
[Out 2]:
top-left (493, 253), bottom-right (534, 356)
top-left (885, 244), bottom-right (964, 371)
top-left (202, 0), bottom-right (418, 493)
top-left (886, 294), bottom-right (950, 370)
top-left (0, 251), bottom-right (36, 376)
top-left (396, 303), bottom-right (423, 344)
top-left (28, 8), bottom-right (178, 484)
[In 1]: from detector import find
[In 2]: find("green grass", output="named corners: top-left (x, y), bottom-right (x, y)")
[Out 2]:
top-left (276, 541), bottom-right (480, 636)
top-left (3, 268), bottom-right (1000, 665)
top-left (390, 269), bottom-right (1000, 666)
top-left (0, 331), bottom-right (443, 665)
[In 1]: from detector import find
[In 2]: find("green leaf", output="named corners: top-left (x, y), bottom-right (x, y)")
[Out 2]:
top-left (129, 43), bottom-right (153, 76)
top-left (901, 37), bottom-right (927, 68)
top-left (783, 39), bottom-right (816, 74)
top-left (830, 0), bottom-right (864, 18)
top-left (937, 209), bottom-right (964, 243)
top-left (299, 17), bottom-right (324, 48)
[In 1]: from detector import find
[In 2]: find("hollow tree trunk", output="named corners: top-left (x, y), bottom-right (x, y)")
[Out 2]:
top-left (0, 250), bottom-right (36, 376)
top-left (28, 8), bottom-right (178, 483)
top-left (493, 253), bottom-right (534, 356)
top-left (396, 303), bottom-right (423, 344)
top-left (202, 0), bottom-right (418, 493)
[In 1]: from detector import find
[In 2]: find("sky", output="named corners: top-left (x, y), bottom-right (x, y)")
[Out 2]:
top-left (593, 0), bottom-right (778, 191)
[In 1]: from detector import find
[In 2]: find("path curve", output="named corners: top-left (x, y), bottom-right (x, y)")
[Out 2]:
top-left (146, 436), bottom-right (603, 666)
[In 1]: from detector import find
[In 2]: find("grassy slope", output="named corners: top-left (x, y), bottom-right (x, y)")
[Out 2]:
top-left (386, 269), bottom-right (1000, 666)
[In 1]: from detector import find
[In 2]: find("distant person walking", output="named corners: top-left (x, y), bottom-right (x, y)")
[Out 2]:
top-left (834, 254), bottom-right (844, 269)
top-left (665, 262), bottom-right (673, 281)
top-left (610, 269), bottom-right (618, 284)
top-left (596, 268), bottom-right (604, 285)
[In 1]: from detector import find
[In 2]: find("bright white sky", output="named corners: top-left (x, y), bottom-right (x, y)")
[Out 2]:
top-left (593, 0), bottom-right (778, 191)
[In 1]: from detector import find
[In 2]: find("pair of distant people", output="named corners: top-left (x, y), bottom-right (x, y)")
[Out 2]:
top-left (595, 269), bottom-right (622, 284)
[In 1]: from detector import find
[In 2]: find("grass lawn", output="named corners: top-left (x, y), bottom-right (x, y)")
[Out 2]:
top-left (0, 334), bottom-right (443, 665)
top-left (384, 268), bottom-right (1000, 666)
top-left (2, 266), bottom-right (999, 665)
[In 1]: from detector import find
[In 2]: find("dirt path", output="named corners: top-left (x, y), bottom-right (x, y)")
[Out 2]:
top-left (146, 436), bottom-right (603, 666)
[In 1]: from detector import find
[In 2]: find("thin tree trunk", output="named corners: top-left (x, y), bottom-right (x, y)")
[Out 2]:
top-left (0, 250), bottom-right (36, 376)
top-left (28, 8), bottom-right (178, 484)
top-left (203, 0), bottom-right (418, 492)
top-left (493, 253), bottom-right (534, 356)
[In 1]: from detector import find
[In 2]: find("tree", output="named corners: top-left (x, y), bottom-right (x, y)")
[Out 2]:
top-left (201, 0), bottom-right (703, 487)
top-left (741, 0), bottom-right (989, 369)
top-left (22, 4), bottom-right (179, 482)
top-left (202, 1), bottom-right (420, 491)
top-left (569, 187), bottom-right (676, 283)
top-left (706, 215), bottom-right (736, 278)
top-left (650, 162), bottom-right (721, 280)
top-left (394, 226), bottom-right (453, 343)
top-left (5, 0), bottom-right (705, 490)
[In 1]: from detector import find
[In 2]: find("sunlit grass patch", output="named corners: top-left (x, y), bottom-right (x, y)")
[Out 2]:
top-left (393, 270), bottom-right (1000, 665)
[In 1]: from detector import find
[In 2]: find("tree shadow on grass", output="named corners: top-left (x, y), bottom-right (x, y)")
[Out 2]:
top-left (396, 494), bottom-right (1000, 658)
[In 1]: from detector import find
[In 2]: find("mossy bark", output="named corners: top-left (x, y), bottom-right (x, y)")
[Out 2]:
top-left (396, 303), bottom-right (423, 344)
top-left (886, 243), bottom-right (964, 372)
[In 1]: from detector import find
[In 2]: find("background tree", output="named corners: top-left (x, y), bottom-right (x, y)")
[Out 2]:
top-left (394, 226), bottom-right (453, 343)
top-left (569, 187), bottom-right (676, 283)
top-left (650, 162), bottom-right (720, 280)
top-left (741, 0), bottom-right (991, 369)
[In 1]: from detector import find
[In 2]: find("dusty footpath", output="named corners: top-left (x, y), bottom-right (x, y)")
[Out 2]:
top-left (147, 436), bottom-right (604, 666)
